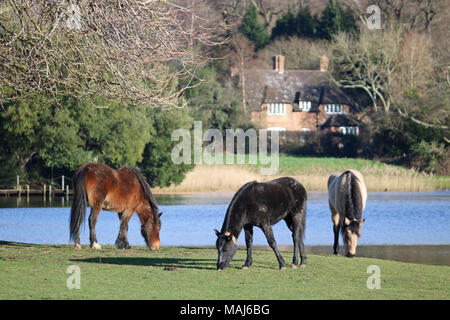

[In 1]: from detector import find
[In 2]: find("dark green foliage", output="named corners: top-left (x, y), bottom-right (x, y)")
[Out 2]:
top-left (281, 132), bottom-right (366, 158)
top-left (138, 108), bottom-right (194, 188)
top-left (0, 92), bottom-right (195, 187)
top-left (240, 3), bottom-right (269, 50)
top-left (271, 2), bottom-right (356, 41)
top-left (370, 115), bottom-right (448, 173)
top-left (272, 7), bottom-right (318, 39)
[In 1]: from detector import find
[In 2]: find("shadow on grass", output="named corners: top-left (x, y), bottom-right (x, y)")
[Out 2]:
top-left (70, 256), bottom-right (218, 270)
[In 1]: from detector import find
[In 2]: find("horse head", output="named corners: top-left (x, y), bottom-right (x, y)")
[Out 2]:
top-left (214, 229), bottom-right (237, 270)
top-left (342, 217), bottom-right (365, 257)
top-left (142, 211), bottom-right (163, 251)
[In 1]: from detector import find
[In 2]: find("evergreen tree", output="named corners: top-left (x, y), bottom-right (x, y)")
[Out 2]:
top-left (318, 0), bottom-right (356, 39)
top-left (271, 1), bottom-right (356, 41)
top-left (318, 0), bottom-right (342, 40)
top-left (272, 8), bottom-right (297, 39)
top-left (240, 3), bottom-right (269, 50)
top-left (138, 108), bottom-right (194, 187)
top-left (295, 7), bottom-right (316, 38)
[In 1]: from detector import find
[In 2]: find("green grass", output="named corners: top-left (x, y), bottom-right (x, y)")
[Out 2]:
top-left (1, 242), bottom-right (449, 299)
top-left (277, 156), bottom-right (399, 174)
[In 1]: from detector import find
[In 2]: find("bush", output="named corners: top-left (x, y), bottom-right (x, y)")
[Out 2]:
top-left (281, 131), bottom-right (365, 158)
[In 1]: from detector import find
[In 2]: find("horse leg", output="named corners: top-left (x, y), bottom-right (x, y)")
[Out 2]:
top-left (284, 215), bottom-right (298, 268)
top-left (330, 201), bottom-right (340, 255)
top-left (89, 206), bottom-right (102, 250)
top-left (286, 215), bottom-right (307, 268)
top-left (261, 224), bottom-right (286, 270)
top-left (73, 233), bottom-right (81, 250)
top-left (242, 225), bottom-right (253, 269)
top-left (115, 210), bottom-right (133, 249)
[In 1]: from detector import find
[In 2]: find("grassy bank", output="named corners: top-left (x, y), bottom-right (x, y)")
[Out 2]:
top-left (155, 156), bottom-right (450, 193)
top-left (0, 242), bottom-right (449, 299)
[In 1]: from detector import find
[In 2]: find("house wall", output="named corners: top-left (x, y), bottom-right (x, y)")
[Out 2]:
top-left (250, 103), bottom-right (351, 132)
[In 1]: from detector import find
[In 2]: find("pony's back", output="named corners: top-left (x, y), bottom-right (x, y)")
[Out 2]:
top-left (328, 169), bottom-right (367, 217)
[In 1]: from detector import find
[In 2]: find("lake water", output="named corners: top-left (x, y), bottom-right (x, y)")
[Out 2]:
top-left (0, 192), bottom-right (449, 266)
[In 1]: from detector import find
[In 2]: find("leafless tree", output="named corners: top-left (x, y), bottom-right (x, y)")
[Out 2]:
top-left (330, 27), bottom-right (402, 113)
top-left (372, 0), bottom-right (447, 32)
top-left (330, 26), bottom-right (448, 130)
top-left (393, 32), bottom-right (449, 129)
top-left (0, 0), bottom-right (227, 107)
top-left (250, 0), bottom-right (297, 32)
top-left (229, 34), bottom-right (254, 111)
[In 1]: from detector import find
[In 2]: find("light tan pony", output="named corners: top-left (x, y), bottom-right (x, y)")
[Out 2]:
top-left (328, 169), bottom-right (367, 257)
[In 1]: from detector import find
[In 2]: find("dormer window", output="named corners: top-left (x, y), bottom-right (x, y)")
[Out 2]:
top-left (268, 103), bottom-right (286, 115)
top-left (299, 101), bottom-right (311, 112)
top-left (325, 104), bottom-right (343, 114)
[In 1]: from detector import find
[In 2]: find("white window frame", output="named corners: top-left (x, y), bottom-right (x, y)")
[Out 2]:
top-left (339, 126), bottom-right (359, 135)
top-left (300, 128), bottom-right (310, 132)
top-left (267, 103), bottom-right (286, 115)
top-left (325, 103), bottom-right (343, 114)
top-left (299, 100), bottom-right (311, 112)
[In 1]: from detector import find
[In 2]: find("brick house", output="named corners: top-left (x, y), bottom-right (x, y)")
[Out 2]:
top-left (247, 54), bottom-right (360, 135)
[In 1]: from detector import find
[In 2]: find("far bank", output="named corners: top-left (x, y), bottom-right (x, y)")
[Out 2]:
top-left (155, 156), bottom-right (449, 193)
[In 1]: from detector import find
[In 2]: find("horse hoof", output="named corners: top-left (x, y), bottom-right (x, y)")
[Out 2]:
top-left (280, 266), bottom-right (287, 271)
top-left (242, 266), bottom-right (249, 270)
top-left (91, 242), bottom-right (102, 250)
top-left (300, 264), bottom-right (307, 268)
top-left (291, 264), bottom-right (298, 269)
top-left (74, 244), bottom-right (82, 250)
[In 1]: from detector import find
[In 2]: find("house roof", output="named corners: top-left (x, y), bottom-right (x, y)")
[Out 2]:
top-left (245, 69), bottom-right (360, 112)
top-left (320, 114), bottom-right (360, 128)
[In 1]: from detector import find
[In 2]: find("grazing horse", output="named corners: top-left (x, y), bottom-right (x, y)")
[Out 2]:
top-left (328, 169), bottom-right (367, 257)
top-left (69, 163), bottom-right (162, 251)
top-left (214, 177), bottom-right (307, 270)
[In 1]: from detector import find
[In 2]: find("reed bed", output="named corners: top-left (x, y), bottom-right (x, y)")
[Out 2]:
top-left (155, 158), bottom-right (449, 193)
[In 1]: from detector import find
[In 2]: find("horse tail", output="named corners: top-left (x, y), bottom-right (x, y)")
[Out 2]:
top-left (69, 167), bottom-right (87, 242)
top-left (292, 181), bottom-right (307, 239)
top-left (343, 170), bottom-right (363, 220)
top-left (131, 168), bottom-right (160, 225)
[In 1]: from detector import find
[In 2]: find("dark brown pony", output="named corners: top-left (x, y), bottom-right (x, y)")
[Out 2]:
top-left (69, 163), bottom-right (162, 250)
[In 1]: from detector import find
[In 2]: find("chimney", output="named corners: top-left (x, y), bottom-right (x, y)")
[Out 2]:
top-left (273, 54), bottom-right (285, 73)
top-left (320, 54), bottom-right (329, 72)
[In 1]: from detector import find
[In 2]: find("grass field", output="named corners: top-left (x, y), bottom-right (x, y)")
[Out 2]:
top-left (155, 155), bottom-right (450, 193)
top-left (1, 242), bottom-right (449, 300)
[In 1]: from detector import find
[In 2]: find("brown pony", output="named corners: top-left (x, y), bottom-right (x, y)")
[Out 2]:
top-left (69, 163), bottom-right (162, 250)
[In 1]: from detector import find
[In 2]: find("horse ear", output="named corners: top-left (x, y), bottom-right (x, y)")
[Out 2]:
top-left (214, 229), bottom-right (220, 237)
top-left (344, 217), bottom-right (351, 225)
top-left (158, 212), bottom-right (163, 217)
top-left (360, 219), bottom-right (365, 227)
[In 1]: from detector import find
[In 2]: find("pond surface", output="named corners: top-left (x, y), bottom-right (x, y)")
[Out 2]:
top-left (0, 192), bottom-right (449, 266)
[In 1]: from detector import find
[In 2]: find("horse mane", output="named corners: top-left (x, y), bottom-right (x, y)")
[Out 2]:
top-left (221, 180), bottom-right (256, 233)
top-left (342, 170), bottom-right (363, 232)
top-left (129, 168), bottom-right (160, 225)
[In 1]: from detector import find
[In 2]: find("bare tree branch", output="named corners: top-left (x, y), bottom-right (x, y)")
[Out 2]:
top-left (0, 0), bottom-right (228, 107)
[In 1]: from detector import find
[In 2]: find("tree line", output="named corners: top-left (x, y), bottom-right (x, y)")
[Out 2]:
top-left (0, 0), bottom-right (448, 188)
